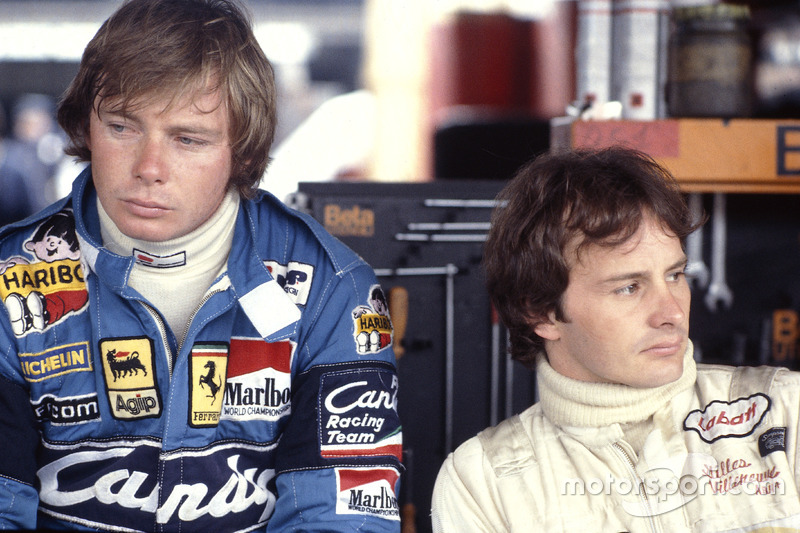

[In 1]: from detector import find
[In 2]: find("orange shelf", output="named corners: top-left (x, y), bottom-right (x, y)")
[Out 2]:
top-left (551, 118), bottom-right (800, 193)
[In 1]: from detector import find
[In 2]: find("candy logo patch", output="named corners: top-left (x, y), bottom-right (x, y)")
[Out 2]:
top-left (683, 394), bottom-right (770, 443)
top-left (352, 285), bottom-right (392, 355)
top-left (264, 260), bottom-right (314, 306)
top-left (189, 342), bottom-right (229, 428)
top-left (319, 367), bottom-right (402, 459)
top-left (220, 338), bottom-right (294, 422)
top-left (335, 467), bottom-right (400, 521)
top-left (20, 341), bottom-right (92, 382)
top-left (100, 337), bottom-right (161, 420)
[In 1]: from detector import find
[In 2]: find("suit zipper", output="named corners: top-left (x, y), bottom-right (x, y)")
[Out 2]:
top-left (139, 301), bottom-right (174, 377)
top-left (612, 441), bottom-right (660, 533)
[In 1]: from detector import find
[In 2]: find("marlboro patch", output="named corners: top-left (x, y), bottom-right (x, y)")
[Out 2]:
top-left (100, 337), bottom-right (161, 420)
top-left (189, 342), bottom-right (229, 428)
top-left (219, 338), bottom-right (294, 423)
top-left (683, 394), bottom-right (771, 443)
top-left (335, 467), bottom-right (400, 521)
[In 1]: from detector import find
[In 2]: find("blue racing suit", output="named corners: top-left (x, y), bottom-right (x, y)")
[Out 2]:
top-left (0, 168), bottom-right (403, 532)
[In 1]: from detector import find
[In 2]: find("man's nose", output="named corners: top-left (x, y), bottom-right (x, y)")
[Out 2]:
top-left (133, 136), bottom-right (165, 183)
top-left (652, 285), bottom-right (687, 327)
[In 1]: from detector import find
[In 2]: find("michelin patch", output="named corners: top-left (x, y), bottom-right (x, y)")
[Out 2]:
top-left (683, 394), bottom-right (771, 443)
top-left (264, 260), bottom-right (314, 306)
top-left (351, 285), bottom-right (392, 355)
top-left (319, 366), bottom-right (402, 460)
top-left (20, 341), bottom-right (92, 382)
top-left (335, 467), bottom-right (400, 521)
top-left (100, 336), bottom-right (162, 420)
top-left (189, 342), bottom-right (229, 428)
top-left (0, 209), bottom-right (88, 338)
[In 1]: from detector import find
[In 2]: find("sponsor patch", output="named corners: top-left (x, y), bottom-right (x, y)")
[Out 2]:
top-left (219, 338), bottom-right (294, 422)
top-left (759, 427), bottom-right (787, 457)
top-left (32, 392), bottom-right (100, 425)
top-left (38, 438), bottom-right (278, 531)
top-left (20, 341), bottom-right (92, 382)
top-left (335, 467), bottom-right (400, 521)
top-left (99, 337), bottom-right (161, 420)
top-left (133, 248), bottom-right (186, 268)
top-left (189, 342), bottom-right (229, 428)
top-left (263, 260), bottom-right (314, 306)
top-left (683, 394), bottom-right (771, 443)
top-left (319, 367), bottom-right (402, 459)
top-left (351, 285), bottom-right (392, 355)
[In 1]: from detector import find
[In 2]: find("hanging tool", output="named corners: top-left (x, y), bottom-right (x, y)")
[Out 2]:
top-left (685, 193), bottom-right (709, 289)
top-left (388, 287), bottom-right (409, 359)
top-left (704, 192), bottom-right (733, 312)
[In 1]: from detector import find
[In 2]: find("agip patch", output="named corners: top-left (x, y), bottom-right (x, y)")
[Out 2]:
top-left (100, 337), bottom-right (161, 420)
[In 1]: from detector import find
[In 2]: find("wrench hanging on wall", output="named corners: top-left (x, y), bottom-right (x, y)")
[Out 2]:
top-left (704, 192), bottom-right (734, 312)
top-left (685, 193), bottom-right (709, 289)
top-left (374, 265), bottom-right (459, 453)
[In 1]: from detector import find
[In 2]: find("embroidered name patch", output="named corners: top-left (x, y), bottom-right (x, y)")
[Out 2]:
top-left (100, 337), bottom-right (161, 420)
top-left (20, 341), bottom-right (92, 382)
top-left (335, 467), bottom-right (400, 521)
top-left (683, 394), bottom-right (771, 443)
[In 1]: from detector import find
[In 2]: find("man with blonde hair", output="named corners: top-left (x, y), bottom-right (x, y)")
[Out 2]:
top-left (0, 1), bottom-right (402, 530)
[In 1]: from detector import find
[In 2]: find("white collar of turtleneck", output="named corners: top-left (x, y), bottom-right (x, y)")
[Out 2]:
top-left (97, 190), bottom-right (240, 346)
top-left (536, 342), bottom-right (697, 428)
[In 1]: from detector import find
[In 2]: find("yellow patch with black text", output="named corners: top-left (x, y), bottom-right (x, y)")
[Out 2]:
top-left (189, 342), bottom-right (229, 428)
top-left (100, 337), bottom-right (161, 420)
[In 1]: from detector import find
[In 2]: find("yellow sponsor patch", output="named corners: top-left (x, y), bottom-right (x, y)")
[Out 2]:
top-left (20, 341), bottom-right (92, 382)
top-left (0, 259), bottom-right (85, 300)
top-left (189, 342), bottom-right (229, 428)
top-left (100, 337), bottom-right (161, 420)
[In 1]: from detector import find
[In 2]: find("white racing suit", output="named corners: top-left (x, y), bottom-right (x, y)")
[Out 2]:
top-left (433, 345), bottom-right (800, 532)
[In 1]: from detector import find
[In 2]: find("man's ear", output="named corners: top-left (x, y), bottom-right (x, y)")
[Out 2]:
top-left (532, 311), bottom-right (561, 341)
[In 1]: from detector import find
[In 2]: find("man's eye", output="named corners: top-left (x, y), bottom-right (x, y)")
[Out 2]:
top-left (667, 271), bottom-right (686, 282)
top-left (615, 283), bottom-right (638, 296)
top-left (178, 136), bottom-right (205, 146)
top-left (110, 123), bottom-right (127, 133)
